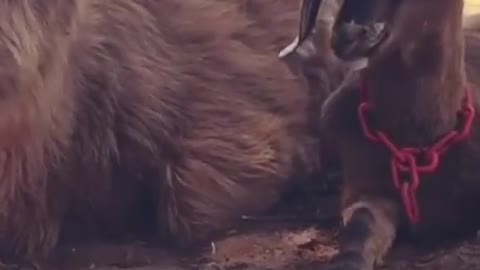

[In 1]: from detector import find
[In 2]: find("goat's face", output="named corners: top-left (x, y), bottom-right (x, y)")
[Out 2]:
top-left (331, 0), bottom-right (399, 61)
top-left (294, 0), bottom-right (400, 61)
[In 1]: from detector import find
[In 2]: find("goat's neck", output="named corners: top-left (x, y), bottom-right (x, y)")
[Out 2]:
top-left (363, 13), bottom-right (466, 146)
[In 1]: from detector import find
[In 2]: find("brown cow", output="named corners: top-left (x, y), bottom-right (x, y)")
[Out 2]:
top-left (0, 0), bottom-right (344, 261)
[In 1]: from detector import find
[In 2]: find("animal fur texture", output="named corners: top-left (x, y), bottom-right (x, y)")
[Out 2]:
top-left (0, 0), bottom-right (343, 258)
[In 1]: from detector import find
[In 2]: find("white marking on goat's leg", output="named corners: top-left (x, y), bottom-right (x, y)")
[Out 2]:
top-left (331, 198), bottom-right (398, 270)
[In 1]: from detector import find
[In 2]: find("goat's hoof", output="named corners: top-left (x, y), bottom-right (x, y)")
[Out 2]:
top-left (321, 251), bottom-right (370, 270)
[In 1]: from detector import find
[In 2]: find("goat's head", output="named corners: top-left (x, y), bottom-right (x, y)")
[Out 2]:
top-left (333, 0), bottom-right (465, 63)
top-left (297, 0), bottom-right (465, 62)
top-left (292, 0), bottom-right (398, 62)
top-left (331, 0), bottom-right (399, 60)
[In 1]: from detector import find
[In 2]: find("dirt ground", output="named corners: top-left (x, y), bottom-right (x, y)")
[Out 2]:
top-left (39, 224), bottom-right (480, 270)
top-left (38, 205), bottom-right (480, 270)
top-left (10, 181), bottom-right (480, 270)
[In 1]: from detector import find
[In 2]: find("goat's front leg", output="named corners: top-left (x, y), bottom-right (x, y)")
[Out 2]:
top-left (323, 197), bottom-right (399, 270)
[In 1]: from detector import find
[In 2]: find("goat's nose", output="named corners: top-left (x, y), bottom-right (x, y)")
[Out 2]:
top-left (334, 23), bottom-right (369, 43)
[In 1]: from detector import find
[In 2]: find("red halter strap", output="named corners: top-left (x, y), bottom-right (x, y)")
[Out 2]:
top-left (357, 81), bottom-right (476, 224)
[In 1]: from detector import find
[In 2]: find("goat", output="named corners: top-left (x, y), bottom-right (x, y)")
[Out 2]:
top-left (295, 0), bottom-right (480, 269)
top-left (0, 0), bottom-right (343, 261)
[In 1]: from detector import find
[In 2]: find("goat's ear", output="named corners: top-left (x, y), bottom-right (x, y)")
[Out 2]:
top-left (279, 0), bottom-right (323, 72)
